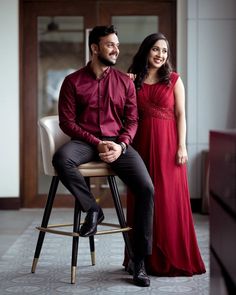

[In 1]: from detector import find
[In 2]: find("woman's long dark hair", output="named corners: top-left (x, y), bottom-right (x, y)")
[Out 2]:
top-left (128, 32), bottom-right (173, 89)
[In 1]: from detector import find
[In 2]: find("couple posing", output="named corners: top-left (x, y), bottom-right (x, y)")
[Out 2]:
top-left (52, 25), bottom-right (206, 287)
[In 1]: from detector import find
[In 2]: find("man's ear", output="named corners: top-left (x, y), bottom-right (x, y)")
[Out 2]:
top-left (91, 44), bottom-right (98, 55)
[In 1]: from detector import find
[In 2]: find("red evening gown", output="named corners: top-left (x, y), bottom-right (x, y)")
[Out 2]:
top-left (126, 72), bottom-right (206, 276)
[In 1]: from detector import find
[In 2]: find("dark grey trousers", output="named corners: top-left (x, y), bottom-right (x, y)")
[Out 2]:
top-left (52, 139), bottom-right (154, 257)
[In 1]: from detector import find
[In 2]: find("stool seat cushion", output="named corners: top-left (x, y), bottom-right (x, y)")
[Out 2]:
top-left (78, 161), bottom-right (116, 177)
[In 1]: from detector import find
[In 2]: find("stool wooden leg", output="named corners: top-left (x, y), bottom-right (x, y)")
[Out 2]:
top-left (85, 177), bottom-right (95, 266)
top-left (108, 176), bottom-right (134, 260)
top-left (89, 236), bottom-right (95, 265)
top-left (31, 176), bottom-right (59, 273)
top-left (71, 199), bottom-right (81, 284)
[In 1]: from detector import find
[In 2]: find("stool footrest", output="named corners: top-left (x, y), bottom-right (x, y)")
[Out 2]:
top-left (36, 223), bottom-right (131, 237)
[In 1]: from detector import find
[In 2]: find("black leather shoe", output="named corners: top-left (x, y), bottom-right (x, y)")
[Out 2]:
top-left (133, 260), bottom-right (150, 287)
top-left (79, 208), bottom-right (104, 237)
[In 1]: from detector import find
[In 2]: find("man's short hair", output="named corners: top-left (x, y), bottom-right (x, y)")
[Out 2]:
top-left (89, 25), bottom-right (118, 54)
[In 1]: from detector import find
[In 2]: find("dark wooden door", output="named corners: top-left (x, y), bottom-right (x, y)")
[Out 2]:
top-left (20, 0), bottom-right (176, 208)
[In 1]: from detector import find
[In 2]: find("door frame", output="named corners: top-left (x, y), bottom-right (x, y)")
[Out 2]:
top-left (99, 1), bottom-right (176, 67)
top-left (20, 0), bottom-right (97, 207)
top-left (20, 0), bottom-right (176, 207)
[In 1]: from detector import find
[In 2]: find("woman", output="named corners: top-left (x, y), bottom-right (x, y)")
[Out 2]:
top-left (125, 33), bottom-right (206, 276)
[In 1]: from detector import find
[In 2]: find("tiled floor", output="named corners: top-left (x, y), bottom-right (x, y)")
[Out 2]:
top-left (0, 209), bottom-right (209, 294)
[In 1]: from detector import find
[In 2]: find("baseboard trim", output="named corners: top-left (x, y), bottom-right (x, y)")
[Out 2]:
top-left (0, 196), bottom-right (203, 213)
top-left (190, 198), bottom-right (203, 213)
top-left (0, 198), bottom-right (21, 210)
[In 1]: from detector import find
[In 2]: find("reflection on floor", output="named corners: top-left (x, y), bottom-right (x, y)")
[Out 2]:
top-left (0, 209), bottom-right (209, 294)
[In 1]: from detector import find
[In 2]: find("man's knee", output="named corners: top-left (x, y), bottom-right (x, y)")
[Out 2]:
top-left (52, 149), bottom-right (61, 170)
top-left (52, 148), bottom-right (71, 171)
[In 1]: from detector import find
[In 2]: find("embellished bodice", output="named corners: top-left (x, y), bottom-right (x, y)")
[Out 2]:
top-left (137, 72), bottom-right (179, 121)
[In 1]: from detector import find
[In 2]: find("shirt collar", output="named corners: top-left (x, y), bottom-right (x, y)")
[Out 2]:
top-left (86, 61), bottom-right (111, 80)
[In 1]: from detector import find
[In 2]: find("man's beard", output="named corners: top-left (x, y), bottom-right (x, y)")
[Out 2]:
top-left (97, 54), bottom-right (117, 66)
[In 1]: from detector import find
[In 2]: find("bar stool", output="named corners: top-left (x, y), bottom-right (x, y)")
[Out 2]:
top-left (31, 115), bottom-right (133, 284)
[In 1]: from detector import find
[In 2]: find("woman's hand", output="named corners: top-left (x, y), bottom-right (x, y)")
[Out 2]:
top-left (126, 73), bottom-right (136, 81)
top-left (176, 146), bottom-right (188, 165)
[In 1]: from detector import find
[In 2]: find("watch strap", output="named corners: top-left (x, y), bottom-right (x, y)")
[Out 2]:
top-left (119, 142), bottom-right (127, 154)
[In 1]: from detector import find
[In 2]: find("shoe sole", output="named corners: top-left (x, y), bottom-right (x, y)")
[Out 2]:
top-left (133, 278), bottom-right (150, 287)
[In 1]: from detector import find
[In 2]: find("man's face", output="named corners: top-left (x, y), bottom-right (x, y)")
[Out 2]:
top-left (97, 33), bottom-right (120, 66)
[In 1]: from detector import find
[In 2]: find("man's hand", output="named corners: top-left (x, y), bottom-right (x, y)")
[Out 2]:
top-left (97, 141), bottom-right (109, 153)
top-left (99, 141), bottom-right (122, 163)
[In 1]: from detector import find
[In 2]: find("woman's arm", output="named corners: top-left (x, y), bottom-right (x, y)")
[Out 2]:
top-left (174, 77), bottom-right (188, 165)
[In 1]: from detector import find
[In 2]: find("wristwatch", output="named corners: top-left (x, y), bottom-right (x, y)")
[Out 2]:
top-left (119, 142), bottom-right (127, 154)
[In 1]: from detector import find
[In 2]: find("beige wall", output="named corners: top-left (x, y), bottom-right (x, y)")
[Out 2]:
top-left (0, 0), bottom-right (19, 197)
top-left (186, 0), bottom-right (236, 198)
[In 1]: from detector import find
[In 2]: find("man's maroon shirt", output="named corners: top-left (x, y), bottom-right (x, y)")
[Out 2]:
top-left (58, 63), bottom-right (138, 147)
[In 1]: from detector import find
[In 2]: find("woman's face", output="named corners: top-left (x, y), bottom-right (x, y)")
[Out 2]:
top-left (148, 39), bottom-right (168, 69)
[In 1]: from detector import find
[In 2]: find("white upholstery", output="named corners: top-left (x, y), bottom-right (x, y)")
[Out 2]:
top-left (38, 116), bottom-right (115, 177)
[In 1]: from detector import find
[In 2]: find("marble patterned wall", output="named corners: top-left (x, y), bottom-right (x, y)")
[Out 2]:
top-left (186, 0), bottom-right (236, 200)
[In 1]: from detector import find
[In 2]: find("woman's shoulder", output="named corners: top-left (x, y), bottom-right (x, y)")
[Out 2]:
top-left (170, 71), bottom-right (179, 80)
top-left (170, 71), bottom-right (180, 86)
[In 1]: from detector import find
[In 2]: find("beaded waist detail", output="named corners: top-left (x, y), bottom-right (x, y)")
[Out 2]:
top-left (139, 105), bottom-right (175, 120)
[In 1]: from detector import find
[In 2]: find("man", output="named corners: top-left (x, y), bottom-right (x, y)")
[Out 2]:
top-left (52, 25), bottom-right (154, 287)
